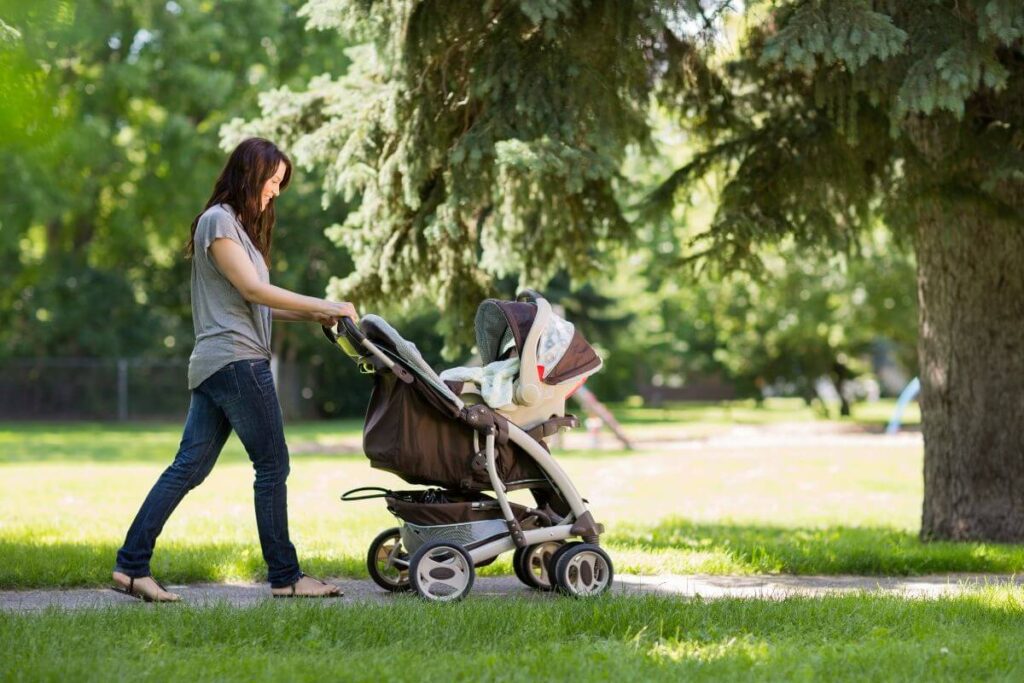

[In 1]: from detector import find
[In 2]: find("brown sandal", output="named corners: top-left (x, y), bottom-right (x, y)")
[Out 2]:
top-left (111, 575), bottom-right (180, 603)
top-left (272, 574), bottom-right (343, 599)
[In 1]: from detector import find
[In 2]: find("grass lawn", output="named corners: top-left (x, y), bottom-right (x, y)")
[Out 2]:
top-left (3, 403), bottom-right (1020, 590)
top-left (6, 407), bottom-right (1023, 683)
top-left (0, 419), bottom-right (364, 463)
top-left (4, 592), bottom-right (1024, 681)
top-left (608, 397), bottom-right (920, 431)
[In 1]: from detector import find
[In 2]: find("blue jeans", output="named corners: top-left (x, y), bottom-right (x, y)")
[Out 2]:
top-left (115, 359), bottom-right (302, 588)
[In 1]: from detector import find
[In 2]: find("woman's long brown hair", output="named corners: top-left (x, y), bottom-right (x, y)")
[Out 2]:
top-left (186, 138), bottom-right (292, 266)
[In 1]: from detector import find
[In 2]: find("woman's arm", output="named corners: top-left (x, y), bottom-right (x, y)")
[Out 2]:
top-left (270, 308), bottom-right (313, 322)
top-left (209, 238), bottom-right (356, 320)
top-left (270, 308), bottom-right (339, 324)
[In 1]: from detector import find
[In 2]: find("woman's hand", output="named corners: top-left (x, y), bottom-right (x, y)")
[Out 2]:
top-left (315, 300), bottom-right (358, 326)
top-left (312, 312), bottom-right (337, 326)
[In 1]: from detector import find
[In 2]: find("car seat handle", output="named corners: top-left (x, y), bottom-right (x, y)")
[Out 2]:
top-left (515, 296), bottom-right (551, 406)
top-left (516, 288), bottom-right (543, 303)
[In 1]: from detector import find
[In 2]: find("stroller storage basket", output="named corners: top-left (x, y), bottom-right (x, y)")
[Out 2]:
top-left (384, 490), bottom-right (535, 555)
top-left (384, 489), bottom-right (533, 526)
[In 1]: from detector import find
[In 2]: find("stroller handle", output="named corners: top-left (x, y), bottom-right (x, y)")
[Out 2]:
top-left (321, 315), bottom-right (415, 384)
top-left (321, 316), bottom-right (365, 345)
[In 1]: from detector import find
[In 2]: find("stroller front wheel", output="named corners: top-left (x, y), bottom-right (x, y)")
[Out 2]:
top-left (552, 543), bottom-right (614, 597)
top-left (409, 541), bottom-right (476, 602)
top-left (367, 527), bottom-right (412, 592)
top-left (513, 541), bottom-right (564, 591)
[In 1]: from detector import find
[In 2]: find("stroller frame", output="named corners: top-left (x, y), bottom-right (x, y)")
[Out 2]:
top-left (327, 291), bottom-right (611, 600)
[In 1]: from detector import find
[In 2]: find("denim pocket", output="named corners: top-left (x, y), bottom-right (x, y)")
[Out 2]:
top-left (249, 358), bottom-right (275, 390)
top-left (201, 363), bottom-right (241, 405)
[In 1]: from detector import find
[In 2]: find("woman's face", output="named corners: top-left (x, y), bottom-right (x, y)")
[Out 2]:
top-left (260, 161), bottom-right (287, 211)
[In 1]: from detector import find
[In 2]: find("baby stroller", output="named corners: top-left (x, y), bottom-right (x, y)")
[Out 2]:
top-left (325, 290), bottom-right (613, 601)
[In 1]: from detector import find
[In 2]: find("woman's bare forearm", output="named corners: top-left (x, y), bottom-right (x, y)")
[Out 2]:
top-left (208, 239), bottom-right (353, 321)
top-left (243, 282), bottom-right (328, 314)
top-left (271, 308), bottom-right (313, 322)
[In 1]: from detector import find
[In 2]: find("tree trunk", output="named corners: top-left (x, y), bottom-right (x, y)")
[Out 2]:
top-left (917, 200), bottom-right (1024, 541)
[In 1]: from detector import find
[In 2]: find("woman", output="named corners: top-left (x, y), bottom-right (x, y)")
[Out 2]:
top-left (112, 138), bottom-right (354, 601)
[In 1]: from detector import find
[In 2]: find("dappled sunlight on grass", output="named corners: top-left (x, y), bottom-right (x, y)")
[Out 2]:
top-left (608, 398), bottom-right (920, 430)
top-left (646, 634), bottom-right (769, 667)
top-left (612, 398), bottom-right (820, 424)
top-left (0, 421), bottom-right (364, 463)
top-left (608, 519), bottom-right (1024, 575)
top-left (604, 545), bottom-right (749, 575)
top-left (0, 535), bottom-right (369, 588)
top-left (553, 443), bottom-right (924, 530)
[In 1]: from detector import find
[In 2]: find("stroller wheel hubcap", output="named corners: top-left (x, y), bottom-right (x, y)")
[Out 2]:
top-left (411, 542), bottom-right (475, 601)
top-left (565, 556), bottom-right (604, 593)
top-left (554, 544), bottom-right (613, 597)
top-left (367, 527), bottom-right (411, 592)
top-left (526, 542), bottom-right (562, 587)
top-left (375, 540), bottom-right (408, 583)
top-left (427, 566), bottom-right (456, 580)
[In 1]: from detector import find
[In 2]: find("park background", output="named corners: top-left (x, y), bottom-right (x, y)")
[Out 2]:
top-left (2, 1), bottom-right (1023, 681)
top-left (0, 0), bottom-right (920, 422)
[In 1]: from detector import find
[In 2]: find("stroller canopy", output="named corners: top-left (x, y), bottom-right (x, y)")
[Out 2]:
top-left (475, 299), bottom-right (602, 385)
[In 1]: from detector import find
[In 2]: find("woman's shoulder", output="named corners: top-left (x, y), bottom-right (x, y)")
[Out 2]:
top-left (194, 204), bottom-right (247, 254)
top-left (197, 203), bottom-right (242, 232)
top-left (200, 202), bottom-right (238, 221)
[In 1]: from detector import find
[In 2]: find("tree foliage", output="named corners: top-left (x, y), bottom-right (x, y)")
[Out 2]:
top-left (649, 0), bottom-right (1024, 264)
top-left (0, 0), bottom-right (352, 358)
top-left (581, 224), bottom-right (917, 404)
top-left (5, 0), bottom-right (1006, 423)
top-left (229, 0), bottom-right (709, 351)
top-left (235, 1), bottom-right (1008, 353)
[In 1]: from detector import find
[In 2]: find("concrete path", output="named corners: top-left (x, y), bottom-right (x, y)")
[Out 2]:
top-left (2, 573), bottom-right (1020, 612)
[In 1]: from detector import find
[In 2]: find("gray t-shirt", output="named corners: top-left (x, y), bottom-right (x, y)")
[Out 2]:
top-left (187, 203), bottom-right (272, 389)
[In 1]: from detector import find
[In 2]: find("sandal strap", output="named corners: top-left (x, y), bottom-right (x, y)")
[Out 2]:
top-left (302, 574), bottom-right (328, 586)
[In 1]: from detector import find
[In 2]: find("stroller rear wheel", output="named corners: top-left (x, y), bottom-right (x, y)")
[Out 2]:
top-left (367, 527), bottom-right (411, 592)
top-left (410, 541), bottom-right (476, 602)
top-left (552, 543), bottom-right (613, 597)
top-left (513, 541), bottom-right (564, 591)
top-left (545, 541), bottom-right (583, 582)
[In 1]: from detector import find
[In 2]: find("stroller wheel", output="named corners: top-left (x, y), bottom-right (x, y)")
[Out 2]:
top-left (513, 541), bottom-right (565, 591)
top-left (409, 541), bottom-right (475, 602)
top-left (545, 541), bottom-right (583, 582)
top-left (367, 527), bottom-right (411, 592)
top-left (552, 543), bottom-right (614, 597)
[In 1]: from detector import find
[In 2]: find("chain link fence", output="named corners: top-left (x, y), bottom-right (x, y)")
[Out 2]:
top-left (0, 359), bottom-right (191, 420)
top-left (0, 358), bottom-right (328, 421)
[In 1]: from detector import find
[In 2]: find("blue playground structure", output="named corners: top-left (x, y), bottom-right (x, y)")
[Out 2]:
top-left (886, 377), bottom-right (920, 434)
